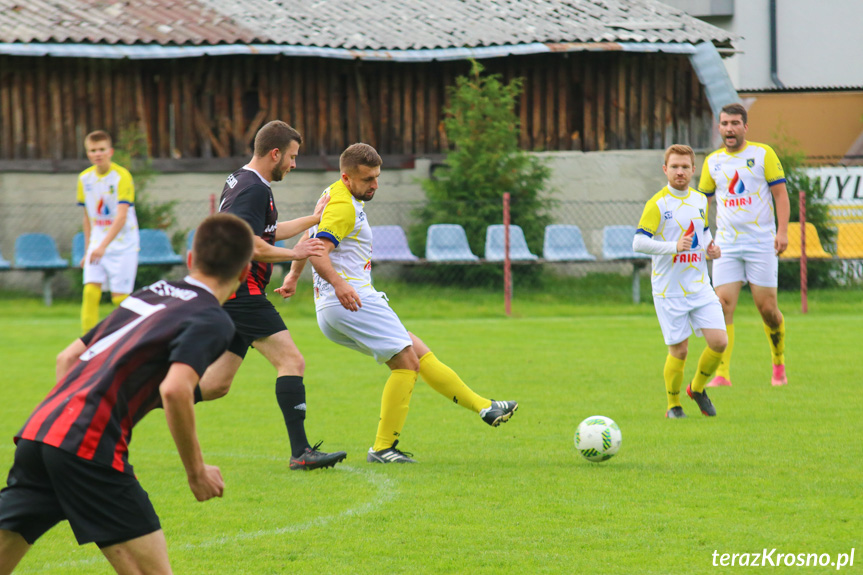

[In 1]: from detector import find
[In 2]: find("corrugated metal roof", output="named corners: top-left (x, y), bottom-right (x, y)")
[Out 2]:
top-left (0, 40), bottom-right (700, 61)
top-left (0, 0), bottom-right (735, 50)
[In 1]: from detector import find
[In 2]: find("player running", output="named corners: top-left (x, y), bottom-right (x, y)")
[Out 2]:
top-left (633, 144), bottom-right (727, 418)
top-left (698, 103), bottom-right (790, 388)
top-left (0, 214), bottom-right (254, 575)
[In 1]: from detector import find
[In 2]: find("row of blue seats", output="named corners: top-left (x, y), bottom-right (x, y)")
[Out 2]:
top-left (371, 224), bottom-right (651, 263)
top-left (0, 229), bottom-right (185, 272)
top-left (2, 224), bottom-right (650, 272)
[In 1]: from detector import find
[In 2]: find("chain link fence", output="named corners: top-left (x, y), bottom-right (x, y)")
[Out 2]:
top-left (1, 194), bottom-right (862, 301)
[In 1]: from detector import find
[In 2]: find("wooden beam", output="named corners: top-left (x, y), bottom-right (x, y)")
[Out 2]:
top-left (402, 67), bottom-right (414, 154)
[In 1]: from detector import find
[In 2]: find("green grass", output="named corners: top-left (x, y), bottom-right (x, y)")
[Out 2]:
top-left (1, 286), bottom-right (861, 574)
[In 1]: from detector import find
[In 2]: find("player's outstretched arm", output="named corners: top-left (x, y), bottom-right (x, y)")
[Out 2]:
top-left (275, 234), bottom-right (309, 299)
top-left (252, 235), bottom-right (327, 263)
top-left (56, 339), bottom-right (87, 383)
top-left (161, 363), bottom-right (224, 502)
top-left (275, 194), bottom-right (330, 241)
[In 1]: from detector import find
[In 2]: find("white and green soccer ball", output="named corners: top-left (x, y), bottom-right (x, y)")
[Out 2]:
top-left (574, 415), bottom-right (622, 462)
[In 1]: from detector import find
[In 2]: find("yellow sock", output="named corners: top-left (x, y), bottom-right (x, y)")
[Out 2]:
top-left (715, 324), bottom-right (734, 380)
top-left (81, 284), bottom-right (102, 334)
top-left (111, 293), bottom-right (129, 306)
top-left (664, 355), bottom-right (686, 410)
top-left (763, 317), bottom-right (785, 366)
top-left (418, 352), bottom-right (491, 413)
top-left (373, 369), bottom-right (417, 452)
top-left (691, 347), bottom-right (724, 393)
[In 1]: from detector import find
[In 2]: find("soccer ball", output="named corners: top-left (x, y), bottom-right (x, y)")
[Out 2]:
top-left (574, 415), bottom-right (622, 462)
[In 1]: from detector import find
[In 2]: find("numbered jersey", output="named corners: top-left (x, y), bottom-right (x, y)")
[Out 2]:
top-left (16, 278), bottom-right (234, 475)
top-left (310, 180), bottom-right (376, 310)
top-left (637, 186), bottom-right (712, 298)
top-left (77, 162), bottom-right (139, 253)
top-left (698, 142), bottom-right (786, 248)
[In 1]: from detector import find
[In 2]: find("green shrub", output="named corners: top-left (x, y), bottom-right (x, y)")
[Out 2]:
top-left (409, 60), bottom-right (554, 287)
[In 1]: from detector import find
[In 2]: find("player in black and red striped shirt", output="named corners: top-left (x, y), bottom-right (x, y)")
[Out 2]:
top-left (0, 214), bottom-right (254, 574)
top-left (201, 120), bottom-right (346, 471)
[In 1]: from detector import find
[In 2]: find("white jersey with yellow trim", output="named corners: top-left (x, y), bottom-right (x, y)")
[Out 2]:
top-left (310, 179), bottom-right (377, 310)
top-left (636, 186), bottom-right (713, 298)
top-left (77, 162), bottom-right (139, 253)
top-left (698, 141), bottom-right (786, 248)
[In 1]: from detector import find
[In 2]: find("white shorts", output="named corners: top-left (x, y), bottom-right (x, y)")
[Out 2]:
top-left (316, 293), bottom-right (412, 364)
top-left (83, 249), bottom-right (138, 294)
top-left (712, 244), bottom-right (778, 288)
top-left (654, 290), bottom-right (726, 345)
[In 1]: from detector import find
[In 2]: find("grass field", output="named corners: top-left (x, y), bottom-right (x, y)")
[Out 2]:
top-left (1, 282), bottom-right (861, 574)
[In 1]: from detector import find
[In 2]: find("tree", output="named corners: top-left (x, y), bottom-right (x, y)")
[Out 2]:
top-left (410, 60), bottom-right (554, 286)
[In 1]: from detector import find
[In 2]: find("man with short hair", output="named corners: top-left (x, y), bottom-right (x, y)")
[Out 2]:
top-left (0, 213), bottom-right (254, 575)
top-left (77, 130), bottom-right (139, 334)
top-left (698, 103), bottom-right (790, 388)
top-left (633, 144), bottom-right (727, 418)
top-left (279, 143), bottom-right (518, 463)
top-left (198, 120), bottom-right (347, 471)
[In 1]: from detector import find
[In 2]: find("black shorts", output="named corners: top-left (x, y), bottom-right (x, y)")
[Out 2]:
top-left (223, 295), bottom-right (288, 358)
top-left (0, 440), bottom-right (160, 547)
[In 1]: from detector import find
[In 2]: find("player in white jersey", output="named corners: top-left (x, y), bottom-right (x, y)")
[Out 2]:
top-left (634, 145), bottom-right (727, 418)
top-left (279, 144), bottom-right (517, 463)
top-left (77, 131), bottom-right (139, 334)
top-left (698, 104), bottom-right (789, 388)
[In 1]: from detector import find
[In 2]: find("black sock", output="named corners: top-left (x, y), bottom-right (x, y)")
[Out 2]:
top-left (276, 376), bottom-right (309, 457)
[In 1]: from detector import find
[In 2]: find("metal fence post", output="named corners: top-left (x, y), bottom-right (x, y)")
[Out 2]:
top-left (503, 192), bottom-right (511, 316)
top-left (800, 190), bottom-right (808, 314)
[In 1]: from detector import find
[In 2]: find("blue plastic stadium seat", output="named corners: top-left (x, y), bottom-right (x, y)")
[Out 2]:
top-left (484, 224), bottom-right (538, 261)
top-left (602, 226), bottom-right (651, 261)
top-left (72, 231), bottom-right (86, 265)
top-left (14, 233), bottom-right (69, 269)
top-left (371, 226), bottom-right (419, 262)
top-left (138, 229), bottom-right (184, 266)
top-left (425, 224), bottom-right (480, 262)
top-left (14, 233), bottom-right (69, 306)
top-left (186, 229), bottom-right (195, 254)
top-left (0, 249), bottom-right (11, 270)
top-left (543, 225), bottom-right (596, 262)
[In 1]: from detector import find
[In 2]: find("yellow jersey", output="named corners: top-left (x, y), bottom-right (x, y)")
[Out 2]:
top-left (636, 186), bottom-right (712, 298)
top-left (698, 142), bottom-right (786, 248)
top-left (77, 162), bottom-right (139, 252)
top-left (310, 180), bottom-right (376, 310)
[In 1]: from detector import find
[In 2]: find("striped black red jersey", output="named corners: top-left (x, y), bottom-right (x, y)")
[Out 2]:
top-left (15, 278), bottom-right (234, 475)
top-left (218, 167), bottom-right (277, 297)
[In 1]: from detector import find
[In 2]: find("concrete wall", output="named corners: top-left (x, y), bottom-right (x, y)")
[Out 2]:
top-left (0, 150), bottom-right (701, 292)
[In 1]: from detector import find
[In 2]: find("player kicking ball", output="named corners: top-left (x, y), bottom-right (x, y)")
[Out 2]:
top-left (633, 145), bottom-right (728, 418)
top-left (278, 143), bottom-right (517, 462)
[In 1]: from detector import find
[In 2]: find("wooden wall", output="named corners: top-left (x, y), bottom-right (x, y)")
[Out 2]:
top-left (0, 51), bottom-right (712, 165)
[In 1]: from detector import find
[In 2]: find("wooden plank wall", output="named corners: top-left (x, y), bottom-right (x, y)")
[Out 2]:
top-left (0, 52), bottom-right (712, 162)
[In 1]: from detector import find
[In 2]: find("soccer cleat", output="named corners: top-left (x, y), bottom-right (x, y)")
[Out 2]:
top-left (289, 441), bottom-right (347, 471)
top-left (686, 384), bottom-right (716, 417)
top-left (771, 364), bottom-right (788, 387)
top-left (665, 406), bottom-right (687, 419)
top-left (367, 440), bottom-right (416, 464)
top-left (480, 400), bottom-right (518, 427)
top-left (706, 375), bottom-right (732, 387)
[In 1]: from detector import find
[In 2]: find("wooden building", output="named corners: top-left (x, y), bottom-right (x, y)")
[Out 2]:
top-left (0, 0), bottom-right (735, 170)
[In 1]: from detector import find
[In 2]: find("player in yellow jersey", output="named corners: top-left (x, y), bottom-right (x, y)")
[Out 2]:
top-left (77, 131), bottom-right (139, 334)
top-left (279, 144), bottom-right (517, 463)
top-left (634, 145), bottom-right (727, 417)
top-left (698, 104), bottom-right (790, 387)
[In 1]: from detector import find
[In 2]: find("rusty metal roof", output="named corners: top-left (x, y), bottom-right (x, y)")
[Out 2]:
top-left (0, 0), bottom-right (734, 50)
